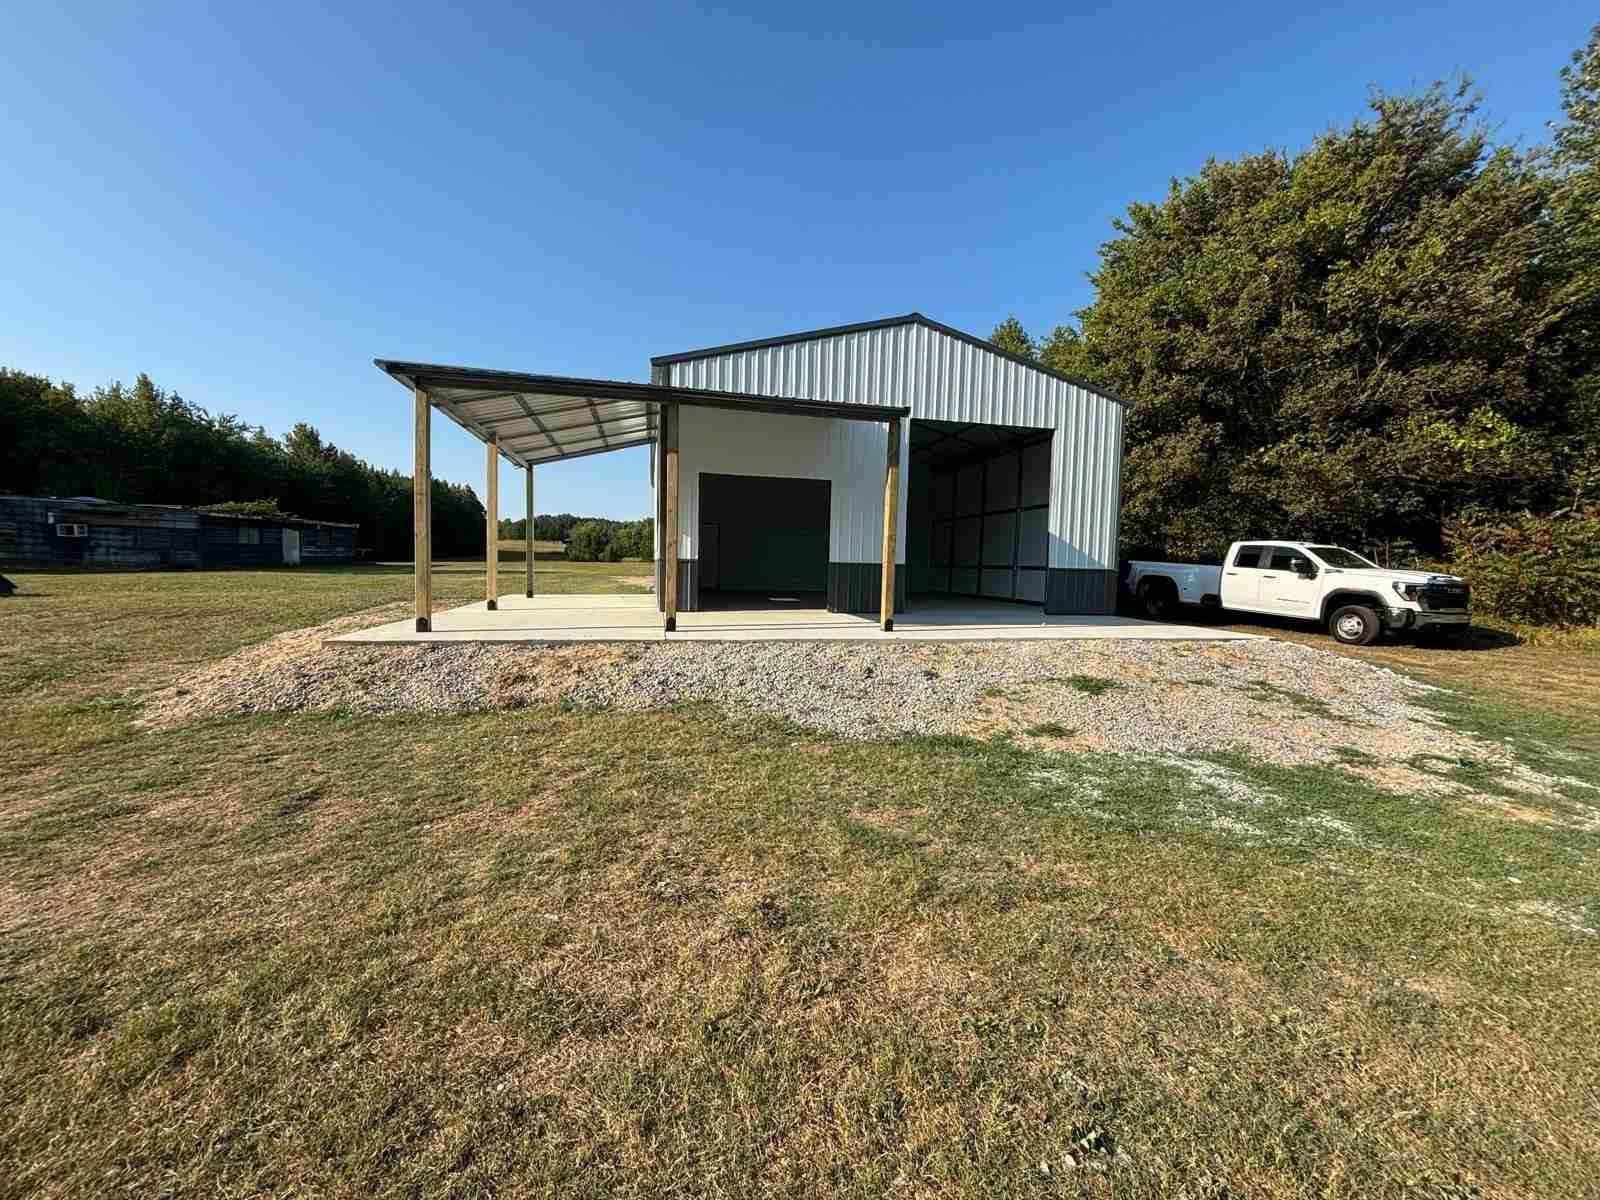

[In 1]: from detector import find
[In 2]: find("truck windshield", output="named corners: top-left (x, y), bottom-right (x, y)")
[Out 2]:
top-left (1305, 545), bottom-right (1377, 569)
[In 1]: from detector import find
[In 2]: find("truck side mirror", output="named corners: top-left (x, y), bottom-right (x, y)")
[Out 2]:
top-left (1293, 558), bottom-right (1317, 578)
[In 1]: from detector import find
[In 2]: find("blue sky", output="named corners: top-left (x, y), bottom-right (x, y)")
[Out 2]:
top-left (2, 2), bottom-right (1591, 519)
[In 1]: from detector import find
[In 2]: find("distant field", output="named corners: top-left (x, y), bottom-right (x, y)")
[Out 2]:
top-left (1, 565), bottom-right (1597, 1197)
top-left (494, 538), bottom-right (566, 558)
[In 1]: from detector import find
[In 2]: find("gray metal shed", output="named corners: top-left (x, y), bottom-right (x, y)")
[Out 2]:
top-left (651, 314), bottom-right (1126, 616)
top-left (0, 495), bottom-right (357, 569)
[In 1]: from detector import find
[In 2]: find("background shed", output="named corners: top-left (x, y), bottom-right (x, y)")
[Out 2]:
top-left (0, 496), bottom-right (357, 568)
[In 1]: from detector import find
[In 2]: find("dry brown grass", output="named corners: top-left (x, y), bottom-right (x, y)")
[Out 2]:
top-left (1218, 616), bottom-right (1600, 736)
top-left (3, 569), bottom-right (1599, 1197)
top-left (4, 709), bottom-right (1598, 1195)
top-left (487, 645), bottom-right (639, 708)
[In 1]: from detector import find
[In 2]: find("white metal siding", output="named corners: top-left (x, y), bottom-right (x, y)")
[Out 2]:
top-left (675, 405), bottom-right (906, 564)
top-left (666, 321), bottom-right (1124, 569)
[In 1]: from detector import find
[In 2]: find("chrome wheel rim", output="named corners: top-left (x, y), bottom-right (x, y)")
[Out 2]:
top-left (1336, 614), bottom-right (1366, 640)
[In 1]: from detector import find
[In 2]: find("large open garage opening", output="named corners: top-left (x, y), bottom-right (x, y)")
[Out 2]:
top-left (697, 472), bottom-right (831, 611)
top-left (907, 419), bottom-right (1053, 607)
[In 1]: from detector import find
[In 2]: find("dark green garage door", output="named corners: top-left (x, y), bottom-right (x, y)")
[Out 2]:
top-left (698, 473), bottom-right (830, 595)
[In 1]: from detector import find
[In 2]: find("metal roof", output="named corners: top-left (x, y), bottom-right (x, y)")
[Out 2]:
top-left (375, 360), bottom-right (910, 468)
top-left (649, 312), bottom-right (1129, 409)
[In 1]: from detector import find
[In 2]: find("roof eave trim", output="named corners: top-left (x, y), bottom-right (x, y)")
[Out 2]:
top-left (373, 361), bottom-right (910, 427)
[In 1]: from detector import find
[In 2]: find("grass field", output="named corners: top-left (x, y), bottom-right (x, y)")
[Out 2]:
top-left (2, 566), bottom-right (1598, 1198)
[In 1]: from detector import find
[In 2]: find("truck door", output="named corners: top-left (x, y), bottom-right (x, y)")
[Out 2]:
top-left (1260, 547), bottom-right (1319, 616)
top-left (1221, 544), bottom-right (1268, 608)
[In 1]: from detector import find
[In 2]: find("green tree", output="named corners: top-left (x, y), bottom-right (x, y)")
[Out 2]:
top-left (1037, 324), bottom-right (1096, 382)
top-left (615, 517), bottom-right (654, 559)
top-left (0, 369), bottom-right (96, 495)
top-left (533, 512), bottom-right (581, 542)
top-left (1058, 83), bottom-right (1581, 558)
top-left (1546, 23), bottom-right (1600, 502)
top-left (0, 366), bottom-right (487, 560)
top-left (562, 517), bottom-right (653, 561)
top-left (564, 520), bottom-right (612, 561)
top-left (988, 315), bottom-right (1036, 360)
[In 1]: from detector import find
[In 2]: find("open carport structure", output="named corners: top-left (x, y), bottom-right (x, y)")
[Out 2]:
top-left (376, 358), bottom-right (909, 634)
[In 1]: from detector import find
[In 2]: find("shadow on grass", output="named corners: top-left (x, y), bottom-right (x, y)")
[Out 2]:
top-left (1116, 594), bottom-right (1524, 652)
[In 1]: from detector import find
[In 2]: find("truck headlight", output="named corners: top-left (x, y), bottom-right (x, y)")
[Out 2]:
top-left (1391, 581), bottom-right (1420, 601)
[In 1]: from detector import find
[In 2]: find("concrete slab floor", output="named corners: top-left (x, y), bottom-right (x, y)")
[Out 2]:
top-left (328, 593), bottom-right (1261, 645)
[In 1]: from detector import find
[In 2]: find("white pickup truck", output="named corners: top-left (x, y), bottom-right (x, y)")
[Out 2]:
top-left (1126, 541), bottom-right (1471, 645)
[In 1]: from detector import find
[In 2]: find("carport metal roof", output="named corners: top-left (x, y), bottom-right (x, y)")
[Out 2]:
top-left (375, 360), bottom-right (911, 467)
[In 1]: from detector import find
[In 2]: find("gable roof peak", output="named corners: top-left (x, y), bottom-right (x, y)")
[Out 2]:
top-left (650, 312), bottom-right (1126, 407)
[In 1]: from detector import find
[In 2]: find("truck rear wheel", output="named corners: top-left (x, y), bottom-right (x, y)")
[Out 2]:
top-left (1329, 603), bottom-right (1380, 646)
top-left (1136, 578), bottom-right (1175, 620)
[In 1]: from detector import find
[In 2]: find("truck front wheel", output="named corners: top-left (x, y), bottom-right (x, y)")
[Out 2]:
top-left (1329, 604), bottom-right (1380, 646)
top-left (1137, 579), bottom-right (1175, 620)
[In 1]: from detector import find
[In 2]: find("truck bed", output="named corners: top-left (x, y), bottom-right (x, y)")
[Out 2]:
top-left (1126, 559), bottom-right (1223, 605)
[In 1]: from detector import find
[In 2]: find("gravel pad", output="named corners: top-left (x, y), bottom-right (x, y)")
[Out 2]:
top-left (144, 610), bottom-right (1475, 772)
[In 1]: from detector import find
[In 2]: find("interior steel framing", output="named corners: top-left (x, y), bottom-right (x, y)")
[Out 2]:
top-left (926, 431), bottom-right (1053, 604)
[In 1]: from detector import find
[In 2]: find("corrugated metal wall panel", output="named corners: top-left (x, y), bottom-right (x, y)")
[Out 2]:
top-left (674, 406), bottom-right (905, 565)
top-left (828, 562), bottom-right (908, 615)
top-left (666, 321), bottom-right (1124, 570)
top-left (1046, 569), bottom-right (1119, 613)
top-left (297, 526), bottom-right (358, 562)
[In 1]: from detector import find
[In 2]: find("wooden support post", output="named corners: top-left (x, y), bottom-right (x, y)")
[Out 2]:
top-left (662, 401), bottom-right (679, 633)
top-left (524, 464), bottom-right (535, 598)
top-left (413, 386), bottom-right (432, 632)
top-left (880, 416), bottom-right (901, 632)
top-left (485, 434), bottom-right (499, 610)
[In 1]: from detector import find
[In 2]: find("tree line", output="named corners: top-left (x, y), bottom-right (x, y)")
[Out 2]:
top-left (990, 25), bottom-right (1599, 624)
top-left (498, 514), bottom-right (653, 561)
top-left (0, 370), bottom-right (485, 559)
top-left (0, 365), bottom-right (654, 565)
top-left (497, 513), bottom-right (589, 543)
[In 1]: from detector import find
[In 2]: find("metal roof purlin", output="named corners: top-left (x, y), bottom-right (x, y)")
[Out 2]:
top-left (513, 396), bottom-right (563, 455)
top-left (517, 435), bottom-right (654, 466)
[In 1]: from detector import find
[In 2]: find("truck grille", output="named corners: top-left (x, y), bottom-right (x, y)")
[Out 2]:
top-left (1419, 583), bottom-right (1469, 611)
